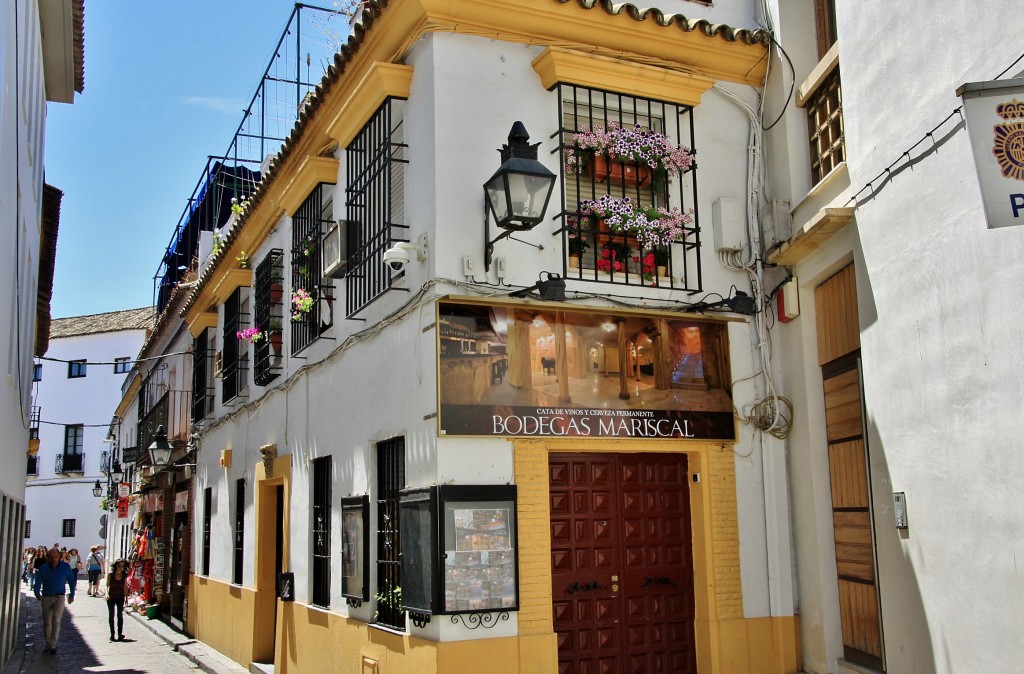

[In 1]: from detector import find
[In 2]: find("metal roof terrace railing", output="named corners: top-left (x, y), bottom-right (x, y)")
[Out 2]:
top-left (153, 3), bottom-right (353, 312)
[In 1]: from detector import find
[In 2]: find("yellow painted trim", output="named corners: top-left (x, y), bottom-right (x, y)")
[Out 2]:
top-left (210, 268), bottom-right (252, 305)
top-left (325, 62), bottom-right (415, 147)
top-left (532, 47), bottom-right (714, 107)
top-left (187, 311), bottom-right (218, 338)
top-left (187, 576), bottom-right (258, 666)
top-left (278, 156), bottom-right (341, 216)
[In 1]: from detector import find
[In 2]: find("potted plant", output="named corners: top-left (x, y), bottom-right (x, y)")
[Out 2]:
top-left (565, 124), bottom-right (695, 192)
top-left (236, 327), bottom-right (263, 344)
top-left (581, 195), bottom-right (693, 250)
top-left (653, 246), bottom-right (670, 277)
top-left (598, 240), bottom-right (632, 275)
top-left (291, 288), bottom-right (314, 320)
top-left (268, 318), bottom-right (283, 356)
top-left (566, 218), bottom-right (590, 268)
top-left (270, 269), bottom-right (284, 304)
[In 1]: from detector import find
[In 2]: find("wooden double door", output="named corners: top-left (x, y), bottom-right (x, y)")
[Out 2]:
top-left (550, 453), bottom-right (697, 674)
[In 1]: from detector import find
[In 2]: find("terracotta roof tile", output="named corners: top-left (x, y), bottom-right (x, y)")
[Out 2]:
top-left (50, 306), bottom-right (155, 339)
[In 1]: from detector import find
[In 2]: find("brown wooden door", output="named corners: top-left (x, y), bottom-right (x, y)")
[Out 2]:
top-left (551, 453), bottom-right (696, 674)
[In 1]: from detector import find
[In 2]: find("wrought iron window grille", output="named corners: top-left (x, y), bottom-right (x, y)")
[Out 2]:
top-left (807, 67), bottom-right (845, 185)
top-left (375, 437), bottom-right (406, 631)
top-left (311, 456), bottom-right (332, 608)
top-left (555, 84), bottom-right (702, 292)
top-left (222, 287), bottom-right (250, 403)
top-left (254, 249), bottom-right (285, 385)
top-left (291, 186), bottom-right (335, 354)
top-left (344, 98), bottom-right (409, 319)
top-left (192, 329), bottom-right (215, 424)
top-left (233, 478), bottom-right (245, 585)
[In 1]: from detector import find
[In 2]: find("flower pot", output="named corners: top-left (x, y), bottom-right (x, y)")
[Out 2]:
top-left (270, 331), bottom-right (283, 356)
top-left (270, 283), bottom-right (284, 304)
top-left (568, 255), bottom-right (580, 269)
top-left (145, 605), bottom-right (159, 620)
top-left (657, 265), bottom-right (668, 278)
top-left (591, 155), bottom-right (652, 188)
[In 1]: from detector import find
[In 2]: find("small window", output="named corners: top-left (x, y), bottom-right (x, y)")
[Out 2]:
top-left (64, 425), bottom-right (84, 455)
top-left (33, 363), bottom-right (42, 382)
top-left (233, 478), bottom-right (245, 585)
top-left (68, 360), bottom-right (86, 378)
top-left (113, 358), bottom-right (131, 374)
top-left (62, 519), bottom-right (76, 537)
top-left (25, 521), bottom-right (31, 538)
top-left (311, 456), bottom-right (332, 608)
top-left (202, 488), bottom-right (212, 576)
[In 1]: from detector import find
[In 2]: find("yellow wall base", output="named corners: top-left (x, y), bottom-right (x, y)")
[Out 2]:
top-left (703, 615), bottom-right (802, 674)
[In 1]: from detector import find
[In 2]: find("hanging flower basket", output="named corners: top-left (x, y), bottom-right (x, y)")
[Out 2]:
top-left (291, 288), bottom-right (314, 320)
top-left (591, 155), bottom-right (652, 188)
top-left (565, 123), bottom-right (694, 190)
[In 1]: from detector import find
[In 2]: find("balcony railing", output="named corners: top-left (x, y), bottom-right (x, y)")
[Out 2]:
top-left (100, 450), bottom-right (111, 475)
top-left (29, 406), bottom-right (40, 440)
top-left (27, 455), bottom-right (38, 476)
top-left (56, 453), bottom-right (85, 473)
top-left (138, 389), bottom-right (191, 457)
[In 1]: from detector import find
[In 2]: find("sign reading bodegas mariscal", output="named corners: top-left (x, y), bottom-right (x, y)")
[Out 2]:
top-left (437, 300), bottom-right (736, 441)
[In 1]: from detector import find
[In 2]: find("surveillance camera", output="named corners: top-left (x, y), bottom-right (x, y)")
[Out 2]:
top-left (383, 245), bottom-right (411, 271)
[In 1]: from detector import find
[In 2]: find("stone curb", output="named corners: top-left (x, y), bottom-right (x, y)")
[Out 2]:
top-left (126, 611), bottom-right (248, 674)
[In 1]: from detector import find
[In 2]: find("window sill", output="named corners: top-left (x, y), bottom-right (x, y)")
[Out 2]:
top-left (796, 41), bottom-right (840, 107)
top-left (369, 622), bottom-right (407, 636)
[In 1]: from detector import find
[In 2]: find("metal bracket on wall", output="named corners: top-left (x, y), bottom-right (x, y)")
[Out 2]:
top-left (449, 611), bottom-right (510, 630)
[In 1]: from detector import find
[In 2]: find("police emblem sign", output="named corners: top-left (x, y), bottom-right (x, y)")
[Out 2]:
top-left (958, 78), bottom-right (1024, 228)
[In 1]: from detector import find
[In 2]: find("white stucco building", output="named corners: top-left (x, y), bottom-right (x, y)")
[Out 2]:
top-left (25, 309), bottom-right (152, 559)
top-left (0, 0), bottom-right (84, 667)
top-left (762, 1), bottom-right (1024, 673)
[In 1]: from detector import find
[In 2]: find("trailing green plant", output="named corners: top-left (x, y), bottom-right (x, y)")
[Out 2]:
top-left (373, 582), bottom-right (402, 620)
top-left (211, 232), bottom-right (224, 257)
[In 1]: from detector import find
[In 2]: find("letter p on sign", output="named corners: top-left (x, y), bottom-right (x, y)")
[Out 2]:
top-left (1012, 194), bottom-right (1024, 218)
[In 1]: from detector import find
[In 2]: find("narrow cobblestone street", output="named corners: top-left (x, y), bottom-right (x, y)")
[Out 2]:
top-left (3, 584), bottom-right (245, 674)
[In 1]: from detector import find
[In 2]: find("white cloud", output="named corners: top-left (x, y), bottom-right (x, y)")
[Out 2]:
top-left (183, 97), bottom-right (246, 114)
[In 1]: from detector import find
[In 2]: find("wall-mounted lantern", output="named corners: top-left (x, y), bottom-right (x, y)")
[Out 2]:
top-left (92, 480), bottom-right (102, 497)
top-left (147, 425), bottom-right (172, 466)
top-left (484, 122), bottom-right (557, 270)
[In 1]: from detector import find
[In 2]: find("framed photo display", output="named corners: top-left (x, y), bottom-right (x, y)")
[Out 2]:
top-left (341, 495), bottom-right (370, 603)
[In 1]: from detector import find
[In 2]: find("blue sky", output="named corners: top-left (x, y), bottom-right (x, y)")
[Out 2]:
top-left (44, 1), bottom-right (346, 318)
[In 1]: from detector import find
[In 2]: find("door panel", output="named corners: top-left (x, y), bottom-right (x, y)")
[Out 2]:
top-left (551, 453), bottom-right (696, 674)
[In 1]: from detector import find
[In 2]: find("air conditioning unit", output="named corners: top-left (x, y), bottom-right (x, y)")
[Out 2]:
top-left (213, 351), bottom-right (223, 379)
top-left (322, 220), bottom-right (353, 279)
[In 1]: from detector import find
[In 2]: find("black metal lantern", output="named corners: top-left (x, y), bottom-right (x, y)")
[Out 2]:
top-left (92, 480), bottom-right (102, 497)
top-left (484, 122), bottom-right (556, 269)
top-left (148, 425), bottom-right (172, 466)
top-left (111, 461), bottom-right (123, 483)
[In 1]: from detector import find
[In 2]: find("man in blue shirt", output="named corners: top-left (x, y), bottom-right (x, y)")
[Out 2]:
top-left (32, 547), bottom-right (77, 654)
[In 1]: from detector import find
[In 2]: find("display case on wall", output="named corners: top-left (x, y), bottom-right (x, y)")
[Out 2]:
top-left (399, 485), bottom-right (519, 626)
top-left (341, 495), bottom-right (370, 607)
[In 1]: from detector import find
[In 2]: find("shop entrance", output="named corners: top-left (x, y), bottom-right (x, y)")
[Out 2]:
top-left (550, 452), bottom-right (696, 674)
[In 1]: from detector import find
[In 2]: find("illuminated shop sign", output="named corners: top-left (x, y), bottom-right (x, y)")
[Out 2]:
top-left (437, 300), bottom-right (736, 440)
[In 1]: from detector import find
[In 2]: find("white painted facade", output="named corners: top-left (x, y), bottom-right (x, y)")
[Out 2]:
top-left (192, 18), bottom-right (796, 646)
top-left (25, 323), bottom-right (148, 556)
top-left (763, 1), bottom-right (1024, 673)
top-left (0, 0), bottom-right (82, 668)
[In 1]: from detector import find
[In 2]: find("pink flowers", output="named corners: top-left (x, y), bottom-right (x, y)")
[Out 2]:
top-left (291, 288), bottom-right (314, 320)
top-left (236, 327), bottom-right (263, 343)
top-left (565, 123), bottom-right (694, 179)
top-left (580, 195), bottom-right (693, 249)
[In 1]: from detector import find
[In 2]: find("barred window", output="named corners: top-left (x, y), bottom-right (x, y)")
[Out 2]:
top-left (202, 487), bottom-right (212, 576)
top-left (807, 67), bottom-right (844, 185)
top-left (233, 478), bottom-right (245, 585)
top-left (311, 456), bottom-right (332, 608)
top-left (222, 287), bottom-right (250, 403)
top-left (62, 519), bottom-right (76, 537)
top-left (375, 437), bottom-right (405, 630)
top-left (291, 186), bottom-right (335, 355)
top-left (556, 84), bottom-right (701, 292)
top-left (344, 98), bottom-right (407, 318)
top-left (192, 329), bottom-right (214, 423)
top-left (253, 250), bottom-right (284, 385)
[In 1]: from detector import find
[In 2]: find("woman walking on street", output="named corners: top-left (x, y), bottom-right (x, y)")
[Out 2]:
top-left (66, 548), bottom-right (82, 578)
top-left (106, 559), bottom-right (128, 641)
top-left (85, 546), bottom-right (104, 597)
top-left (31, 546), bottom-right (47, 586)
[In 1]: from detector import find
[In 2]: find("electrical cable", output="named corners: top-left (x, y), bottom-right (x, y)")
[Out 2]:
top-left (996, 51), bottom-right (1024, 80)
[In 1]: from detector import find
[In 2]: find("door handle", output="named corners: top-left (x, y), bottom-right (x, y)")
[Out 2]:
top-left (642, 576), bottom-right (678, 589)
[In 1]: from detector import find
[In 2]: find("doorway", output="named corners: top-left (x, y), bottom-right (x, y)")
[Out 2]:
top-left (253, 483), bottom-right (285, 666)
top-left (550, 452), bottom-right (697, 674)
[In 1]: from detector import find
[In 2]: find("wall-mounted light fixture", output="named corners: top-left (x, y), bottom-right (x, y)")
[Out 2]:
top-left (92, 480), bottom-right (103, 497)
top-left (693, 290), bottom-right (757, 316)
top-left (484, 122), bottom-right (557, 270)
top-left (147, 425), bottom-right (173, 466)
top-left (510, 271), bottom-right (566, 301)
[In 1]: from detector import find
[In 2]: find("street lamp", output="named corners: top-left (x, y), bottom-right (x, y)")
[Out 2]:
top-left (148, 425), bottom-right (173, 466)
top-left (92, 480), bottom-right (102, 497)
top-left (111, 461), bottom-right (124, 483)
top-left (483, 121), bottom-right (557, 269)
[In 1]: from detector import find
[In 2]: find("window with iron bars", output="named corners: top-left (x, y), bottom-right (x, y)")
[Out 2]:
top-left (556, 84), bottom-right (702, 292)
top-left (375, 437), bottom-right (405, 630)
top-left (192, 329), bottom-right (215, 423)
top-left (233, 478), bottom-right (245, 585)
top-left (311, 456), bottom-right (332, 608)
top-left (253, 249), bottom-right (284, 385)
top-left (202, 487), bottom-right (212, 576)
top-left (807, 67), bottom-right (844, 185)
top-left (344, 98), bottom-right (407, 319)
top-left (291, 185), bottom-right (335, 354)
top-left (222, 287), bottom-right (250, 403)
